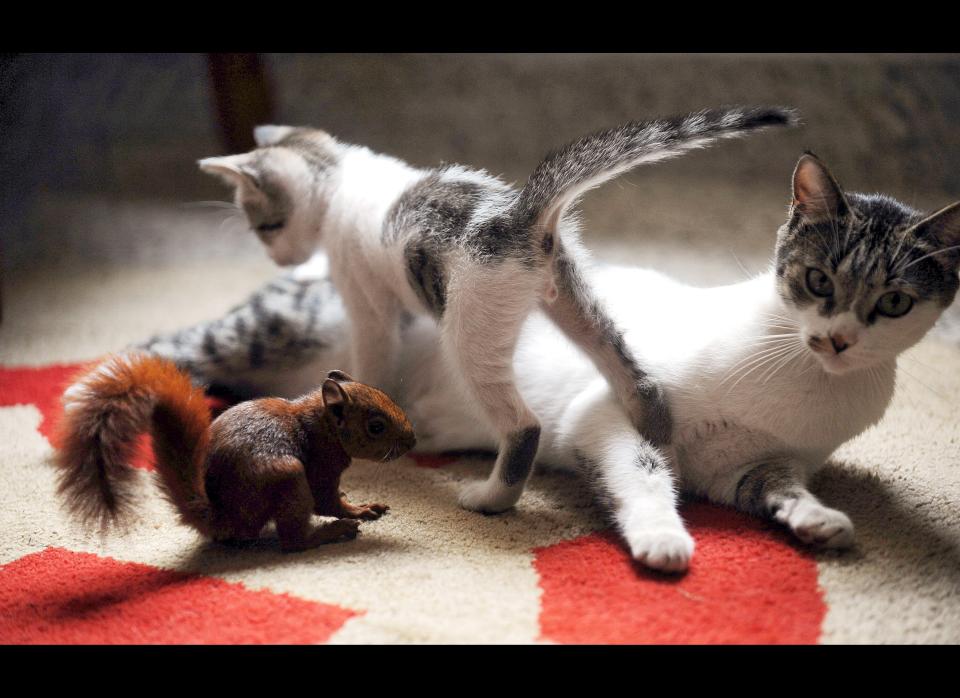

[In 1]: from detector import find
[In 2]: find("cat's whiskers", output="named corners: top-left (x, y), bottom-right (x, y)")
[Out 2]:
top-left (893, 358), bottom-right (952, 404)
top-left (218, 211), bottom-right (246, 235)
top-left (719, 340), bottom-right (799, 391)
top-left (180, 200), bottom-right (241, 210)
top-left (718, 346), bottom-right (793, 387)
top-left (759, 340), bottom-right (807, 384)
top-left (897, 245), bottom-right (960, 273)
top-left (723, 345), bottom-right (800, 396)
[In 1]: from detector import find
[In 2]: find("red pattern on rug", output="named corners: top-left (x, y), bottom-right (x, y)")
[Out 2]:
top-left (3, 362), bottom-right (828, 643)
top-left (0, 547), bottom-right (359, 644)
top-left (0, 362), bottom-right (90, 443)
top-left (534, 502), bottom-right (826, 644)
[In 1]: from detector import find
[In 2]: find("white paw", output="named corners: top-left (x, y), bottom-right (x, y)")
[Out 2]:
top-left (784, 500), bottom-right (855, 549)
top-left (458, 480), bottom-right (520, 514)
top-left (626, 527), bottom-right (695, 573)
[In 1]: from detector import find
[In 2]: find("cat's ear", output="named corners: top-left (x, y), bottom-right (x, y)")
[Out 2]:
top-left (322, 377), bottom-right (349, 425)
top-left (791, 153), bottom-right (849, 223)
top-left (198, 155), bottom-right (261, 193)
top-left (253, 125), bottom-right (295, 148)
top-left (912, 201), bottom-right (960, 266)
top-left (326, 369), bottom-right (355, 384)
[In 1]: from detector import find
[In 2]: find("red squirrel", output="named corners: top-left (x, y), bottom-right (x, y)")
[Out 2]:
top-left (54, 354), bottom-right (416, 552)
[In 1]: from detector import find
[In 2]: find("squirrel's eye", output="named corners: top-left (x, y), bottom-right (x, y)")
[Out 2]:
top-left (366, 417), bottom-right (387, 437)
top-left (805, 267), bottom-right (834, 297)
top-left (876, 291), bottom-right (914, 318)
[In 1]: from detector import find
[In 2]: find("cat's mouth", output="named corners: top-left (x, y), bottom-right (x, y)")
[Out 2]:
top-left (813, 351), bottom-right (855, 375)
top-left (806, 334), bottom-right (859, 375)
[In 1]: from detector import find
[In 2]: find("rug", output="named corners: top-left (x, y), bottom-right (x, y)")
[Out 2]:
top-left (2, 253), bottom-right (959, 644)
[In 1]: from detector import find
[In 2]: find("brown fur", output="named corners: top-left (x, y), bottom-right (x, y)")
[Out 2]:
top-left (54, 354), bottom-right (416, 552)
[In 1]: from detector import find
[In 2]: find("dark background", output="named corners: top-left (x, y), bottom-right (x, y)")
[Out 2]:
top-left (2, 53), bottom-right (959, 282)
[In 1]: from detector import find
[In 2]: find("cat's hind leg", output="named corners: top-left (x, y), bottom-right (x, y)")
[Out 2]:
top-left (542, 243), bottom-right (672, 449)
top-left (563, 378), bottom-right (693, 572)
top-left (729, 461), bottom-right (855, 548)
top-left (442, 264), bottom-right (543, 514)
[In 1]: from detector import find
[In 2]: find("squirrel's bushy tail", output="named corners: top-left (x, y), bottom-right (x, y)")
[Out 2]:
top-left (514, 105), bottom-right (798, 234)
top-left (54, 353), bottom-right (213, 535)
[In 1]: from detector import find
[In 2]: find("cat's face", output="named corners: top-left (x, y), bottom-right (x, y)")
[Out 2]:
top-left (775, 154), bottom-right (960, 375)
top-left (199, 126), bottom-right (335, 266)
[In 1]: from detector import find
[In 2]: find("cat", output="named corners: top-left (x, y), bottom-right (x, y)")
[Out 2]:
top-left (196, 107), bottom-right (796, 514)
top-left (134, 151), bottom-right (960, 572)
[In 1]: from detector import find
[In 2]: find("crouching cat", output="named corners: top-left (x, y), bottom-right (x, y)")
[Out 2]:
top-left (196, 107), bottom-right (795, 514)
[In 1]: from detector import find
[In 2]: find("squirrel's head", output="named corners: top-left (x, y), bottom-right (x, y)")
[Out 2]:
top-left (321, 370), bottom-right (416, 461)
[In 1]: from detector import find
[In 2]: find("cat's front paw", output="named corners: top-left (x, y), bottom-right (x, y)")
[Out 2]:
top-left (780, 499), bottom-right (855, 549)
top-left (626, 528), bottom-right (695, 573)
top-left (458, 480), bottom-right (519, 514)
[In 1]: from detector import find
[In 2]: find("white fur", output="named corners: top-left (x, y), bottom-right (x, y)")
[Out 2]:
top-left (388, 263), bottom-right (936, 569)
top-left (200, 128), bottom-right (939, 571)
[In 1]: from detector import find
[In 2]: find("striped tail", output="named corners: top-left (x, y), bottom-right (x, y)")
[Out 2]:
top-left (514, 106), bottom-right (798, 233)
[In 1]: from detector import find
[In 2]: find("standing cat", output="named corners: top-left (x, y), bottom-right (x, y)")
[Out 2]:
top-left (134, 152), bottom-right (960, 572)
top-left (197, 107), bottom-right (795, 514)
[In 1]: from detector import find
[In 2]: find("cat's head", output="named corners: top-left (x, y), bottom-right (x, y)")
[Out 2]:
top-left (199, 125), bottom-right (338, 265)
top-left (775, 153), bottom-right (960, 375)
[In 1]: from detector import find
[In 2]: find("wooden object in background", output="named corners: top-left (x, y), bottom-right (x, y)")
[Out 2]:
top-left (206, 53), bottom-right (275, 153)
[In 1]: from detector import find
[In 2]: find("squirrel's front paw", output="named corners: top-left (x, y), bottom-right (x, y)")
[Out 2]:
top-left (329, 518), bottom-right (361, 539)
top-left (355, 503), bottom-right (390, 520)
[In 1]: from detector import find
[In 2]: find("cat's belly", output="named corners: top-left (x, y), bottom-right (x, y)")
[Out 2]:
top-left (674, 422), bottom-right (791, 499)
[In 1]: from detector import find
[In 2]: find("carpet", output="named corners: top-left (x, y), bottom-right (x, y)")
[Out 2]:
top-left (2, 245), bottom-right (959, 644)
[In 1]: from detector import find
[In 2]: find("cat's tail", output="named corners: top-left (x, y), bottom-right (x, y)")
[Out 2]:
top-left (54, 353), bottom-right (214, 536)
top-left (513, 106), bottom-right (798, 234)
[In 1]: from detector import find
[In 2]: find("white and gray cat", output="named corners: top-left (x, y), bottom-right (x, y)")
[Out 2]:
top-left (138, 151), bottom-right (960, 572)
top-left (196, 108), bottom-right (794, 514)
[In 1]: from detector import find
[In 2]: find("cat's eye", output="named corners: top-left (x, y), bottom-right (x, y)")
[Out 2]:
top-left (805, 268), bottom-right (834, 297)
top-left (256, 221), bottom-right (285, 233)
top-left (366, 417), bottom-right (387, 437)
top-left (875, 291), bottom-right (914, 318)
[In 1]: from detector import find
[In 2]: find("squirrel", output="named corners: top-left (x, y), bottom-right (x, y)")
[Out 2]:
top-left (53, 353), bottom-right (416, 552)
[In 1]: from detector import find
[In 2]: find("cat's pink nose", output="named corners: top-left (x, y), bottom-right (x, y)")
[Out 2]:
top-left (829, 333), bottom-right (854, 354)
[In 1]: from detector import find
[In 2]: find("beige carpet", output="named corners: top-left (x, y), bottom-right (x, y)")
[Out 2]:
top-left (2, 178), bottom-right (960, 643)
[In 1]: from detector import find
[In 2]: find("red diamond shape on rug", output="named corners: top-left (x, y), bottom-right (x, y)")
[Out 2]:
top-left (0, 547), bottom-right (359, 644)
top-left (533, 502), bottom-right (825, 644)
top-left (1, 362), bottom-right (231, 472)
top-left (0, 363), bottom-right (91, 443)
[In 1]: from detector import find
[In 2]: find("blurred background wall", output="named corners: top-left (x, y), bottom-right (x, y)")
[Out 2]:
top-left (2, 53), bottom-right (959, 281)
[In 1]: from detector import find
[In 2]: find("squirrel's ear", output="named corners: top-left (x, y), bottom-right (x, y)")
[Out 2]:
top-left (321, 378), bottom-right (348, 425)
top-left (327, 369), bottom-right (355, 383)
